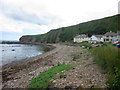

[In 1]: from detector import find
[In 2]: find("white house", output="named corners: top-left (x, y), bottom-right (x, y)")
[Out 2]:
top-left (89, 35), bottom-right (103, 43)
top-left (74, 34), bottom-right (89, 43)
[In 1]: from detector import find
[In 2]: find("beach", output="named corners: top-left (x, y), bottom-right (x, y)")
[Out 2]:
top-left (2, 44), bottom-right (108, 88)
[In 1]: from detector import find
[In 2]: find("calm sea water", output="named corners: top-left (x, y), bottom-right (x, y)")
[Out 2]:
top-left (0, 44), bottom-right (44, 66)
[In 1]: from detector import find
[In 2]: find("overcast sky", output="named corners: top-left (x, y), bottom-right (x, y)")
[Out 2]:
top-left (0, 0), bottom-right (119, 41)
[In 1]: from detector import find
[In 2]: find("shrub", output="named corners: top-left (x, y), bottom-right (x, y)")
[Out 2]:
top-left (91, 46), bottom-right (120, 88)
top-left (43, 45), bottom-right (55, 52)
top-left (73, 42), bottom-right (92, 49)
top-left (106, 67), bottom-right (120, 88)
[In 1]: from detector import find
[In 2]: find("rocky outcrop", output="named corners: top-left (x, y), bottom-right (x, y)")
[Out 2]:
top-left (19, 36), bottom-right (31, 43)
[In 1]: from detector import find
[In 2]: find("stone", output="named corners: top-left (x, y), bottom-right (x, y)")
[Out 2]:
top-left (77, 85), bottom-right (82, 89)
top-left (90, 85), bottom-right (94, 88)
top-left (12, 49), bottom-right (15, 51)
top-left (60, 74), bottom-right (67, 78)
top-left (80, 53), bottom-right (82, 54)
top-left (89, 80), bottom-right (92, 84)
top-left (79, 75), bottom-right (82, 78)
top-left (72, 67), bottom-right (75, 69)
top-left (65, 85), bottom-right (73, 89)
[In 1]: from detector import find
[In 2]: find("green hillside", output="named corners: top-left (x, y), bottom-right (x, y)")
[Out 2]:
top-left (20, 14), bottom-right (120, 43)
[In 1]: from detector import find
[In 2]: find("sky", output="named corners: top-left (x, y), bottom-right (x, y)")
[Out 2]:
top-left (0, 0), bottom-right (119, 41)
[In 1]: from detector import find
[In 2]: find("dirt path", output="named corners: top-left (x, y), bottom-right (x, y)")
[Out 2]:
top-left (2, 44), bottom-right (108, 88)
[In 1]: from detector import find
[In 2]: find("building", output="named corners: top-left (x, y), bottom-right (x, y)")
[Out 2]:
top-left (74, 34), bottom-right (89, 43)
top-left (103, 31), bottom-right (117, 43)
top-left (89, 35), bottom-right (103, 43)
top-left (117, 31), bottom-right (120, 41)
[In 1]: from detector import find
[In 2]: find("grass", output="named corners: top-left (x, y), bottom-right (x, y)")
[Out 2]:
top-left (68, 52), bottom-right (81, 57)
top-left (81, 61), bottom-right (86, 65)
top-left (73, 42), bottom-right (92, 49)
top-left (76, 60), bottom-right (81, 62)
top-left (91, 46), bottom-right (120, 88)
top-left (29, 63), bottom-right (71, 88)
top-left (23, 14), bottom-right (119, 43)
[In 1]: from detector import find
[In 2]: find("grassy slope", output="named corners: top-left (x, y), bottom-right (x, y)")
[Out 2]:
top-left (20, 14), bottom-right (119, 43)
top-left (90, 46), bottom-right (120, 88)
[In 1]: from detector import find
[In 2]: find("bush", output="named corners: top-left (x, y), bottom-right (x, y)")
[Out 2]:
top-left (43, 45), bottom-right (55, 52)
top-left (73, 42), bottom-right (92, 49)
top-left (91, 46), bottom-right (120, 88)
top-left (106, 67), bottom-right (120, 88)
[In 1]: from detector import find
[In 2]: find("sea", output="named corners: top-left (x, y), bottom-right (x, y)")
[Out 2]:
top-left (0, 44), bottom-right (44, 66)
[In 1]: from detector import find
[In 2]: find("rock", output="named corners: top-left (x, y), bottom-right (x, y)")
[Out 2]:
top-left (72, 55), bottom-right (81, 61)
top-left (12, 49), bottom-right (15, 51)
top-left (90, 85), bottom-right (94, 88)
top-left (53, 80), bottom-right (56, 83)
top-left (72, 67), bottom-right (75, 69)
top-left (77, 85), bottom-right (82, 89)
top-left (72, 57), bottom-right (76, 61)
top-left (49, 79), bottom-right (54, 83)
top-left (82, 46), bottom-right (85, 48)
top-left (79, 75), bottom-right (82, 78)
top-left (89, 80), bottom-right (92, 84)
top-left (84, 64), bottom-right (92, 67)
top-left (65, 85), bottom-right (73, 89)
top-left (80, 53), bottom-right (82, 54)
top-left (60, 74), bottom-right (67, 78)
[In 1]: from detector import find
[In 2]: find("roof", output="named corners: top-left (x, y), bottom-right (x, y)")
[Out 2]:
top-left (93, 35), bottom-right (103, 38)
top-left (104, 31), bottom-right (116, 36)
top-left (74, 34), bottom-right (87, 39)
top-left (118, 31), bottom-right (120, 35)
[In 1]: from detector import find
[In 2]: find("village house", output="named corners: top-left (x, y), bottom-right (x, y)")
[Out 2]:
top-left (73, 34), bottom-right (89, 43)
top-left (89, 35), bottom-right (103, 43)
top-left (117, 31), bottom-right (120, 41)
top-left (103, 31), bottom-right (117, 43)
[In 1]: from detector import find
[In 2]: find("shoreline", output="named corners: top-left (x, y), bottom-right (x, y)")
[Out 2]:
top-left (2, 43), bottom-right (56, 81)
top-left (1, 43), bottom-right (55, 66)
top-left (2, 44), bottom-right (74, 88)
top-left (2, 44), bottom-right (108, 88)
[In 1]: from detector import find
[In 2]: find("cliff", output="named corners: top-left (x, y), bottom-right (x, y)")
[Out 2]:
top-left (19, 14), bottom-right (120, 43)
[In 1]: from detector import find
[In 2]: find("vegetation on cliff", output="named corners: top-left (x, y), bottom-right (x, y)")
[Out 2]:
top-left (20, 14), bottom-right (119, 43)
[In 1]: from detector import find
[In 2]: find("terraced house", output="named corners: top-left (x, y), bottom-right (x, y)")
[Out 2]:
top-left (103, 31), bottom-right (117, 43)
top-left (117, 31), bottom-right (120, 41)
top-left (74, 34), bottom-right (89, 43)
top-left (89, 35), bottom-right (103, 43)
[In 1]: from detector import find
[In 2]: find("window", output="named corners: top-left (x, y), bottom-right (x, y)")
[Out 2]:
top-left (106, 39), bottom-right (109, 41)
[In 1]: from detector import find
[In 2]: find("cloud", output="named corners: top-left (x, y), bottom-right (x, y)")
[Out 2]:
top-left (0, 14), bottom-right (23, 33)
top-left (0, 1), bottom-right (58, 25)
top-left (1, 31), bottom-right (21, 41)
top-left (0, 0), bottom-right (118, 40)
